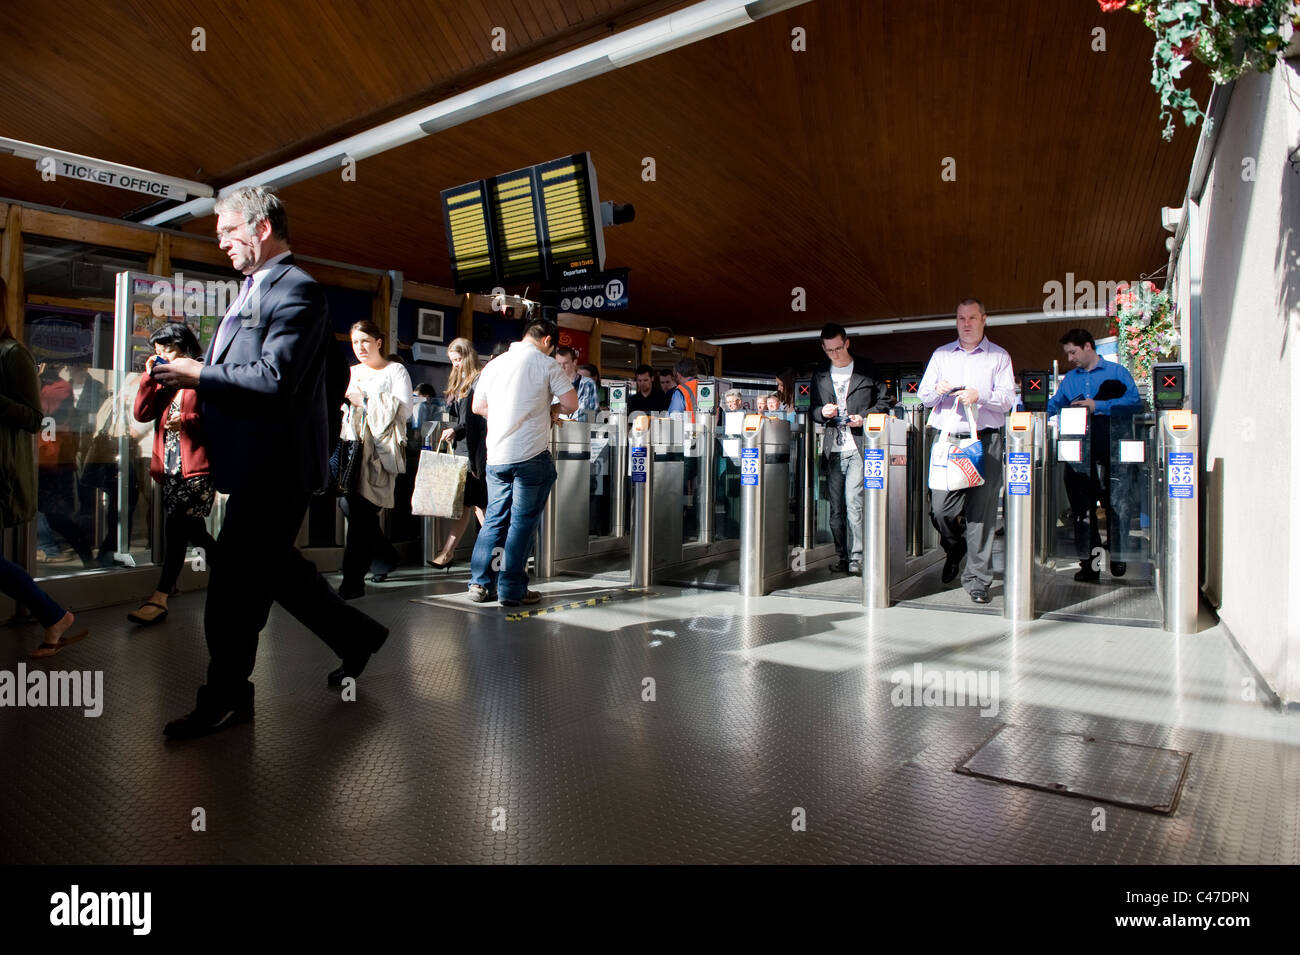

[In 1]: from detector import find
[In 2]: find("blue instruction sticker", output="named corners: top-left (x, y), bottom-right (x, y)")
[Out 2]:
top-left (1168, 452), bottom-right (1194, 499)
top-left (741, 447), bottom-right (760, 486)
top-left (630, 446), bottom-right (647, 483)
top-left (863, 447), bottom-right (885, 490)
top-left (1007, 451), bottom-right (1031, 496)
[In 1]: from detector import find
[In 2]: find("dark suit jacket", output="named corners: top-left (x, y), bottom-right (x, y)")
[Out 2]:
top-left (810, 361), bottom-right (889, 456)
top-left (198, 256), bottom-right (330, 494)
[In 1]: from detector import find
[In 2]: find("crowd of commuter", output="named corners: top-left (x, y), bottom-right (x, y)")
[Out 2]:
top-left (0, 185), bottom-right (1149, 738)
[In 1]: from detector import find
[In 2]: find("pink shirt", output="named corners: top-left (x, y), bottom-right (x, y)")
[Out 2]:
top-left (918, 337), bottom-right (1017, 433)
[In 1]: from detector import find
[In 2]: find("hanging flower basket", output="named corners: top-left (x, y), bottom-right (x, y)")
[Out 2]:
top-left (1098, 0), bottom-right (1300, 139)
top-left (1108, 281), bottom-right (1180, 381)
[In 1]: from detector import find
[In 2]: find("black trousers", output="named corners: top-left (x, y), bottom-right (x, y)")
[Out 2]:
top-left (203, 483), bottom-right (382, 705)
top-left (156, 510), bottom-right (218, 595)
top-left (340, 492), bottom-right (400, 587)
top-left (1063, 437), bottom-right (1136, 564)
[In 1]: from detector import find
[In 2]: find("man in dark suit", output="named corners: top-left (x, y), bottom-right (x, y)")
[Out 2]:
top-left (810, 323), bottom-right (889, 575)
top-left (152, 186), bottom-right (388, 739)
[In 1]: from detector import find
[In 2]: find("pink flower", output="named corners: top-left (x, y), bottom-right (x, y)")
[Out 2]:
top-left (1227, 0), bottom-right (1261, 7)
top-left (1097, 0), bottom-right (1127, 10)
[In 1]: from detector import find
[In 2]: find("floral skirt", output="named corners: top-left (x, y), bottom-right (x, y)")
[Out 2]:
top-left (162, 473), bottom-right (215, 518)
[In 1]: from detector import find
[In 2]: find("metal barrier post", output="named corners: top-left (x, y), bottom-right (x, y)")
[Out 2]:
top-left (1161, 410), bottom-right (1199, 633)
top-left (535, 424), bottom-right (559, 578)
top-left (905, 404), bottom-right (925, 557)
top-left (861, 414), bottom-right (890, 608)
top-left (629, 415), bottom-right (653, 588)
top-left (609, 411), bottom-right (628, 538)
top-left (738, 414), bottom-right (765, 596)
top-left (696, 413), bottom-right (716, 545)
top-left (1003, 412), bottom-right (1035, 621)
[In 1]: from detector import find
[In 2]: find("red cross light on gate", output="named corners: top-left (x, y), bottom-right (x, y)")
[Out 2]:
top-left (798, 384), bottom-right (810, 396)
top-left (1026, 377), bottom-right (1043, 392)
top-left (905, 381), bottom-right (918, 394)
top-left (1163, 375), bottom-right (1177, 388)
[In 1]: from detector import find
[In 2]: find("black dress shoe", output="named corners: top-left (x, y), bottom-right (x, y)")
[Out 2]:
top-left (969, 589), bottom-right (991, 604)
top-left (1110, 560), bottom-right (1127, 578)
top-left (164, 687), bottom-right (254, 740)
top-left (338, 583), bottom-right (365, 600)
top-left (327, 622), bottom-right (391, 687)
top-left (1073, 566), bottom-right (1101, 583)
top-left (941, 545), bottom-right (966, 584)
top-left (830, 558), bottom-right (849, 573)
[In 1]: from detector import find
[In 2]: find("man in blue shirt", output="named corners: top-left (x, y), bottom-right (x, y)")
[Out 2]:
top-left (555, 346), bottom-right (599, 422)
top-left (1047, 328), bottom-right (1144, 582)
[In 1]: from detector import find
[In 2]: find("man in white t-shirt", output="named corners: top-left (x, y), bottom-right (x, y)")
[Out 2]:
top-left (468, 317), bottom-right (578, 606)
top-left (810, 323), bottom-right (889, 575)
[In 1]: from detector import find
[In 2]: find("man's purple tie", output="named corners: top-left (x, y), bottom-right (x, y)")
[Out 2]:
top-left (213, 275), bottom-right (254, 357)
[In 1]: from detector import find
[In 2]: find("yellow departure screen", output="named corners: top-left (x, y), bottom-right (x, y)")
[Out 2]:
top-left (489, 170), bottom-right (542, 283)
top-left (539, 157), bottom-right (597, 273)
top-left (442, 181), bottom-right (495, 290)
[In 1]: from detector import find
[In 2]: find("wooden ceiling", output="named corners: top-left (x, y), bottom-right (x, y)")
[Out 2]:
top-left (0, 0), bottom-right (1204, 349)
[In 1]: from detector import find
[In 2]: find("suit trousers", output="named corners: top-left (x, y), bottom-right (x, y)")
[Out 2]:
top-left (203, 482), bottom-right (379, 704)
top-left (824, 448), bottom-right (863, 561)
top-left (930, 429), bottom-right (1003, 592)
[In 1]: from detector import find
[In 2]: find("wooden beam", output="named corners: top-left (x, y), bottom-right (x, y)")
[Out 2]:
top-left (458, 293), bottom-right (473, 342)
top-left (640, 328), bottom-right (652, 368)
top-left (20, 207), bottom-right (156, 253)
top-left (1, 205), bottom-right (23, 339)
top-left (167, 234), bottom-right (231, 270)
top-left (557, 313), bottom-right (595, 332)
top-left (301, 261), bottom-right (381, 292)
top-left (402, 279), bottom-right (461, 306)
top-left (27, 294), bottom-right (114, 313)
top-left (373, 272), bottom-right (393, 345)
top-left (149, 232), bottom-right (172, 279)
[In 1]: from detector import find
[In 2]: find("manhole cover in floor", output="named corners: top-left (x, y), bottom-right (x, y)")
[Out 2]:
top-left (955, 724), bottom-right (1190, 814)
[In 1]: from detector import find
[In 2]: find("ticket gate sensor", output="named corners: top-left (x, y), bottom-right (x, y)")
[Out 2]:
top-left (1003, 412), bottom-right (1036, 621)
top-left (536, 421), bottom-right (592, 577)
top-left (738, 414), bottom-right (791, 596)
top-left (898, 376), bottom-right (922, 408)
top-left (1152, 364), bottom-right (1186, 411)
top-left (1020, 370), bottom-right (1049, 413)
top-left (861, 413), bottom-right (890, 608)
top-left (1160, 409), bottom-right (1198, 633)
top-left (793, 379), bottom-right (812, 412)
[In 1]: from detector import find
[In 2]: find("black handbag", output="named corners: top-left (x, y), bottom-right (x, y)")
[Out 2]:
top-left (329, 438), bottom-right (362, 495)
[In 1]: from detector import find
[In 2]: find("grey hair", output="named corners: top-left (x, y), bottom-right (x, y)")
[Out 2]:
top-left (214, 186), bottom-right (290, 242)
top-left (957, 297), bottom-right (985, 316)
top-left (724, 389), bottom-right (743, 401)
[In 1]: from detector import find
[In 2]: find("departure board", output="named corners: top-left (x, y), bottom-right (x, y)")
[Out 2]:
top-left (440, 153), bottom-right (606, 290)
top-left (537, 153), bottom-right (605, 280)
top-left (488, 167), bottom-right (543, 284)
top-left (441, 180), bottom-right (496, 292)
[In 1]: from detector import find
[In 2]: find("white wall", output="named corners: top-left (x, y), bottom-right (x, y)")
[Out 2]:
top-left (1195, 58), bottom-right (1300, 703)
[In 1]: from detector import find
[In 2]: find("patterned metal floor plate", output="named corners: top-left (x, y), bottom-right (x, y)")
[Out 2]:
top-left (956, 723), bottom-right (1191, 813)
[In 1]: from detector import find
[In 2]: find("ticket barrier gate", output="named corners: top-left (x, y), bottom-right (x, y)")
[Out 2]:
top-left (1001, 406), bottom-right (1198, 632)
top-left (536, 412), bottom-right (631, 577)
top-left (738, 415), bottom-right (793, 596)
top-left (629, 415), bottom-right (685, 587)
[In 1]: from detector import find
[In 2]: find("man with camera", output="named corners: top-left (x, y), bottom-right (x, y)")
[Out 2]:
top-left (810, 323), bottom-right (889, 574)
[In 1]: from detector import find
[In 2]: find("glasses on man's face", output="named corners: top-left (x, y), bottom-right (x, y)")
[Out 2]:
top-left (824, 344), bottom-right (847, 354)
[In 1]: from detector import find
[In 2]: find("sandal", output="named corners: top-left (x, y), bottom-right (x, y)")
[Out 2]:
top-left (29, 629), bottom-right (90, 659)
top-left (127, 601), bottom-right (169, 626)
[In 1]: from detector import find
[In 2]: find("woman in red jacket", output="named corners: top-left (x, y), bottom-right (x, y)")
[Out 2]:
top-left (128, 323), bottom-right (218, 626)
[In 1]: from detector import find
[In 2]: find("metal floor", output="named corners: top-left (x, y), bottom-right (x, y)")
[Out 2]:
top-left (1, 564), bottom-right (1296, 864)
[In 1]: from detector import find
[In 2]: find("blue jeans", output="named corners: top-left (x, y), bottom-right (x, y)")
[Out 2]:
top-left (0, 541), bottom-right (66, 629)
top-left (470, 451), bottom-right (557, 600)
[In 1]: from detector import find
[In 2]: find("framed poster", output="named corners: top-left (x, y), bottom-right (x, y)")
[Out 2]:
top-left (416, 307), bottom-right (446, 343)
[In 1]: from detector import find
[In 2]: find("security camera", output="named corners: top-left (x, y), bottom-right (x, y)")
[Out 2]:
top-left (666, 336), bottom-right (678, 349)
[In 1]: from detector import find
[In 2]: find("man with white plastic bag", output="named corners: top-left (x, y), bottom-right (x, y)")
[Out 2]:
top-left (918, 299), bottom-right (1017, 604)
